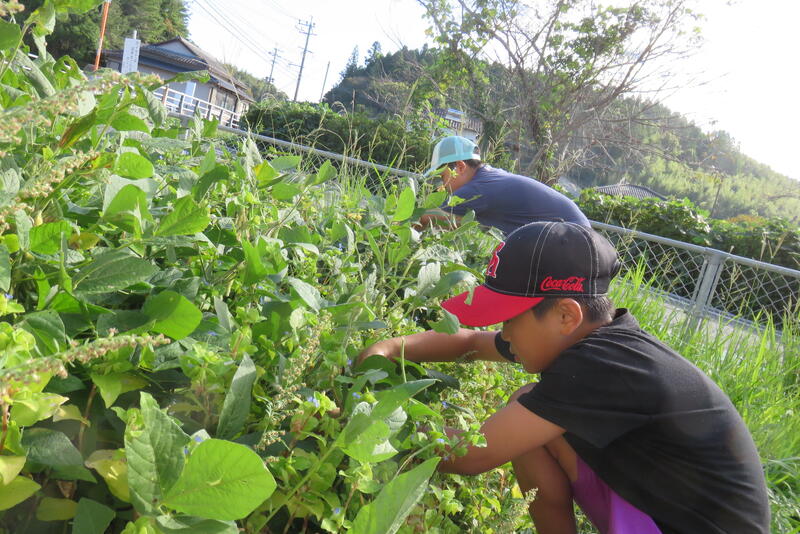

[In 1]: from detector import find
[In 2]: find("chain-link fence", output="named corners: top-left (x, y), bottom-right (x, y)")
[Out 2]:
top-left (592, 222), bottom-right (800, 330)
top-left (211, 119), bottom-right (800, 331)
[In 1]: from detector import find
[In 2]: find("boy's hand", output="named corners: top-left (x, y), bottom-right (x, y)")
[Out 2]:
top-left (356, 337), bottom-right (402, 366)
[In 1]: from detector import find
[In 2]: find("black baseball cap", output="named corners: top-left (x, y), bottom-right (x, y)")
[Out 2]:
top-left (442, 221), bottom-right (621, 326)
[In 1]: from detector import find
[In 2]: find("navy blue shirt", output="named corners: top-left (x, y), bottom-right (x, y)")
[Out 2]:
top-left (441, 165), bottom-right (589, 235)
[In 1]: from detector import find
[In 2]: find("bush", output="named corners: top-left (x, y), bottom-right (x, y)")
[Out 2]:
top-left (244, 101), bottom-right (435, 172)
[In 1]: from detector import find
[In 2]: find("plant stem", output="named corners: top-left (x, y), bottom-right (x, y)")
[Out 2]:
top-left (0, 403), bottom-right (9, 453)
top-left (78, 384), bottom-right (97, 454)
top-left (264, 439), bottom-right (339, 524)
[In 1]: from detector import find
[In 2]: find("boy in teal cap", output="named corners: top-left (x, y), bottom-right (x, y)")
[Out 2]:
top-left (421, 136), bottom-right (589, 235)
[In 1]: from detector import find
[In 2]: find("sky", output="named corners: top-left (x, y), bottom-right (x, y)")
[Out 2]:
top-left (186, 0), bottom-right (800, 181)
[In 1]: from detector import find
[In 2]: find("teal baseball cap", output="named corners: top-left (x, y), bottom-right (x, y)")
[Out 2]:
top-left (426, 136), bottom-right (480, 176)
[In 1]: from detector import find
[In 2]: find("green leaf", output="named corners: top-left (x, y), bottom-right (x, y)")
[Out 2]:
top-left (59, 110), bottom-right (97, 149)
top-left (341, 417), bottom-right (396, 464)
top-left (392, 187), bottom-right (416, 222)
top-left (287, 277), bottom-right (323, 311)
top-left (111, 112), bottom-right (150, 133)
top-left (0, 456), bottom-right (26, 485)
top-left (313, 160), bottom-right (336, 185)
top-left (241, 240), bottom-right (268, 285)
top-left (104, 184), bottom-right (151, 234)
top-left (0, 244), bottom-right (9, 291)
top-left (216, 355), bottom-right (256, 440)
top-left (428, 270), bottom-right (475, 299)
top-left (0, 20), bottom-right (21, 52)
top-left (271, 182), bottom-right (301, 201)
top-left (0, 476), bottom-right (39, 511)
top-left (372, 380), bottom-right (436, 419)
top-left (29, 221), bottom-right (71, 255)
top-left (36, 497), bottom-right (77, 521)
top-left (143, 290), bottom-right (202, 339)
top-left (430, 308), bottom-right (460, 334)
top-left (114, 152), bottom-right (154, 179)
top-left (125, 392), bottom-right (189, 515)
top-left (72, 498), bottom-right (114, 534)
top-left (19, 310), bottom-right (67, 355)
top-left (155, 196), bottom-right (210, 236)
top-left (21, 428), bottom-right (82, 467)
top-left (423, 189), bottom-right (448, 209)
top-left (73, 250), bottom-right (157, 297)
top-left (156, 515), bottom-right (238, 534)
top-left (350, 458), bottom-right (440, 534)
top-left (269, 155), bottom-right (301, 171)
top-left (255, 161), bottom-right (278, 187)
top-left (85, 449), bottom-right (130, 502)
top-left (138, 87), bottom-right (168, 125)
top-left (10, 392), bottom-right (67, 426)
top-left (90, 372), bottom-right (148, 408)
top-left (162, 439), bottom-right (276, 521)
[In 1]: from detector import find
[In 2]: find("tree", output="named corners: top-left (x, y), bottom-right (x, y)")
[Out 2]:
top-left (417, 0), bottom-right (702, 184)
top-left (223, 63), bottom-right (288, 102)
top-left (19, 0), bottom-right (189, 65)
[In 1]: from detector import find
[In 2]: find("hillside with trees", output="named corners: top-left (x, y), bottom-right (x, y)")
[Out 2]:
top-left (320, 5), bottom-right (800, 224)
top-left (21, 0), bottom-right (189, 66)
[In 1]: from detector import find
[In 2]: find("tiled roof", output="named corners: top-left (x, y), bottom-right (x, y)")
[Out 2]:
top-left (106, 37), bottom-right (254, 102)
top-left (593, 183), bottom-right (667, 200)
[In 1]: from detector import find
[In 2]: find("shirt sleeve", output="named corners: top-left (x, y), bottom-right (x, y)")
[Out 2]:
top-left (494, 332), bottom-right (515, 362)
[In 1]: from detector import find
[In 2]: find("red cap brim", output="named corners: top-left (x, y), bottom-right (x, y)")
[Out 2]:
top-left (441, 285), bottom-right (544, 327)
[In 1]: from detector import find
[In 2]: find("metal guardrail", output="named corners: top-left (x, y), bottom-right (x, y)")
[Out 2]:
top-left (206, 121), bottom-right (800, 329)
top-left (156, 87), bottom-right (243, 128)
top-left (590, 222), bottom-right (800, 329)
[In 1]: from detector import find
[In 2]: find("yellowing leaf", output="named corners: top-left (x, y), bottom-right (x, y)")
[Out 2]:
top-left (9, 392), bottom-right (68, 427)
top-left (90, 373), bottom-right (148, 408)
top-left (36, 497), bottom-right (78, 521)
top-left (53, 404), bottom-right (89, 425)
top-left (85, 449), bottom-right (130, 502)
top-left (0, 456), bottom-right (26, 486)
top-left (0, 476), bottom-right (40, 510)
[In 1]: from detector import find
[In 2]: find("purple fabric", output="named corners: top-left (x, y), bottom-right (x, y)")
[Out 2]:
top-left (571, 456), bottom-right (662, 534)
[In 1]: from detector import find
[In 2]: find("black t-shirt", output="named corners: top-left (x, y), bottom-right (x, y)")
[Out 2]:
top-left (495, 309), bottom-right (769, 534)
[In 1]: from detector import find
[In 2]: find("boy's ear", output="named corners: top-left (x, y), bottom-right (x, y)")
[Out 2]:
top-left (555, 298), bottom-right (583, 335)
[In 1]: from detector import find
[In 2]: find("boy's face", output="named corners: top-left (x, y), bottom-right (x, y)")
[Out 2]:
top-left (501, 306), bottom-right (564, 373)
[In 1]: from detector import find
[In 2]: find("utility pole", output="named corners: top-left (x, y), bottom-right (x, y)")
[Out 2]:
top-left (267, 47), bottom-right (279, 84)
top-left (319, 61), bottom-right (330, 102)
top-left (93, 0), bottom-right (112, 71)
top-left (293, 17), bottom-right (315, 101)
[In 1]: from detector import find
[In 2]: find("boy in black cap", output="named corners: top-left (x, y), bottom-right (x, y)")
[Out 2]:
top-left (359, 221), bottom-right (769, 534)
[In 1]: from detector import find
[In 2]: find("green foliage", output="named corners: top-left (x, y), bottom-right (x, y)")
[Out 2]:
top-left (245, 100), bottom-right (436, 173)
top-left (0, 8), bottom-right (797, 533)
top-left (19, 0), bottom-right (189, 65)
top-left (578, 189), bottom-right (800, 270)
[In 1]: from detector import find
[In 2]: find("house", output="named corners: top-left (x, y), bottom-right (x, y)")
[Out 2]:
top-left (592, 183), bottom-right (667, 200)
top-left (105, 37), bottom-right (254, 127)
top-left (432, 108), bottom-right (483, 142)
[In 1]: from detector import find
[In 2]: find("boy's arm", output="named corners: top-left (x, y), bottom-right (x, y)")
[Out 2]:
top-left (357, 329), bottom-right (509, 365)
top-left (416, 210), bottom-right (461, 230)
top-left (438, 401), bottom-right (565, 475)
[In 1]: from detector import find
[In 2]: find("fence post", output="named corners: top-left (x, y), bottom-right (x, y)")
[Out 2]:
top-left (687, 249), bottom-right (726, 332)
top-left (178, 94), bottom-right (185, 115)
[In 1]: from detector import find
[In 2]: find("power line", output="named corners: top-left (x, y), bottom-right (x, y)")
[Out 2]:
top-left (194, 0), bottom-right (276, 65)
